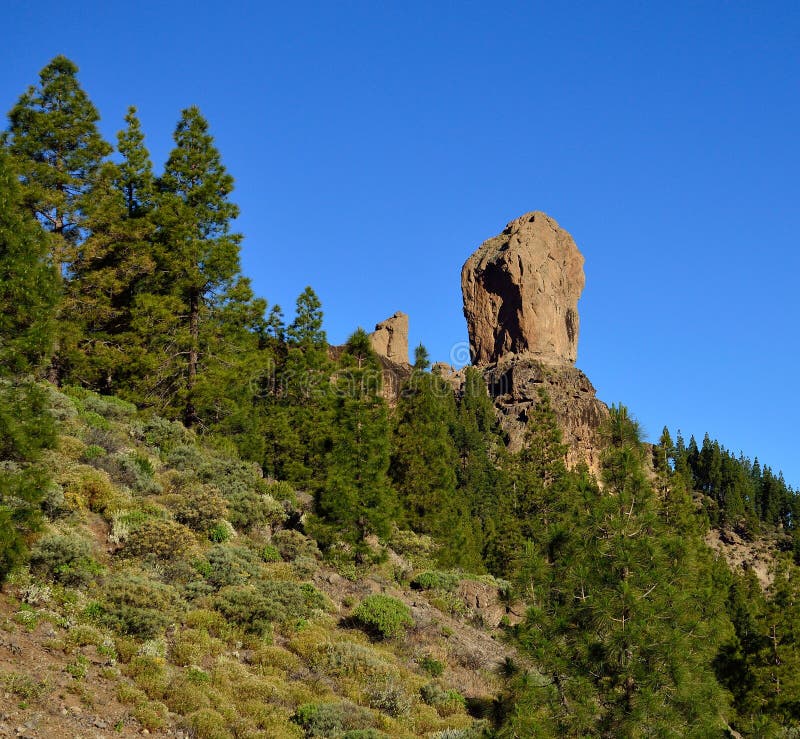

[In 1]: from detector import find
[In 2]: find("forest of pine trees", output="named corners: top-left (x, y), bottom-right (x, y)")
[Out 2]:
top-left (2, 56), bottom-right (800, 736)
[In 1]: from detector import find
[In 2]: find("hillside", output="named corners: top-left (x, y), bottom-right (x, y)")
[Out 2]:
top-left (0, 385), bottom-right (517, 738)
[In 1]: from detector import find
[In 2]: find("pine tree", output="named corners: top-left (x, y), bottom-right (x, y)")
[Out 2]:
top-left (5, 55), bottom-right (111, 383)
top-left (62, 107), bottom-right (159, 392)
top-left (262, 287), bottom-right (332, 486)
top-left (314, 329), bottom-right (394, 560)
top-left (0, 152), bottom-right (58, 582)
top-left (509, 406), bottom-right (732, 735)
top-left (117, 106), bottom-right (155, 217)
top-left (154, 106), bottom-right (242, 424)
top-left (4, 55), bottom-right (111, 273)
top-left (0, 153), bottom-right (58, 373)
top-left (453, 366), bottom-right (508, 574)
top-left (390, 347), bottom-right (482, 569)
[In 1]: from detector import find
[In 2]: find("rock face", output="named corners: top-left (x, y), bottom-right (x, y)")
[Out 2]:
top-left (461, 211), bottom-right (585, 366)
top-left (483, 355), bottom-right (608, 471)
top-left (370, 311), bottom-right (409, 366)
top-left (460, 212), bottom-right (607, 472)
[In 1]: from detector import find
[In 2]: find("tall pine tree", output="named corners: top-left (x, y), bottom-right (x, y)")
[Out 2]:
top-left (153, 106), bottom-right (242, 425)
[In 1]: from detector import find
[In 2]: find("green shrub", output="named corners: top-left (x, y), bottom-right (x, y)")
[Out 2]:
top-left (30, 532), bottom-right (101, 586)
top-left (352, 595), bottom-right (412, 639)
top-left (1, 671), bottom-right (48, 701)
top-left (202, 544), bottom-right (261, 590)
top-left (60, 465), bottom-right (119, 512)
top-left (95, 451), bottom-right (161, 495)
top-left (81, 444), bottom-right (106, 461)
top-left (123, 518), bottom-right (195, 560)
top-left (420, 682), bottom-right (466, 717)
top-left (419, 655), bottom-right (445, 677)
top-left (102, 572), bottom-right (181, 638)
top-left (388, 527), bottom-right (437, 559)
top-left (293, 701), bottom-right (377, 736)
top-left (133, 699), bottom-right (169, 730)
top-left (184, 708), bottom-right (234, 739)
top-left (226, 489), bottom-right (285, 530)
top-left (261, 544), bottom-right (281, 562)
top-left (273, 529), bottom-right (320, 561)
top-left (312, 641), bottom-right (392, 678)
top-left (165, 484), bottom-right (227, 533)
top-left (214, 581), bottom-right (325, 634)
top-left (131, 416), bottom-right (190, 452)
top-left (164, 443), bottom-right (206, 471)
top-left (412, 571), bottom-right (460, 592)
top-left (208, 520), bottom-right (234, 543)
top-left (78, 392), bottom-right (137, 421)
top-left (265, 479), bottom-right (298, 505)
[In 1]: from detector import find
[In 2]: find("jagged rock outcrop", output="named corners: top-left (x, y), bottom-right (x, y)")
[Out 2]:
top-left (483, 355), bottom-right (608, 470)
top-left (461, 211), bottom-right (585, 366)
top-left (461, 212), bottom-right (607, 471)
top-left (370, 311), bottom-right (409, 366)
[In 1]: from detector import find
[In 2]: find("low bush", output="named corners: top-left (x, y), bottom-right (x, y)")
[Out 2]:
top-left (312, 640), bottom-right (392, 678)
top-left (93, 451), bottom-right (161, 495)
top-left (352, 595), bottom-right (413, 640)
top-left (365, 675), bottom-right (413, 717)
top-left (273, 529), bottom-right (321, 561)
top-left (412, 571), bottom-right (460, 592)
top-left (293, 701), bottom-right (378, 736)
top-left (30, 532), bottom-right (102, 586)
top-left (164, 484), bottom-right (227, 533)
top-left (214, 581), bottom-right (325, 634)
top-left (59, 465), bottom-right (119, 513)
top-left (184, 708), bottom-right (235, 739)
top-left (418, 655), bottom-right (445, 677)
top-left (201, 544), bottom-right (261, 590)
top-left (77, 392), bottom-right (137, 421)
top-left (101, 572), bottom-right (181, 638)
top-left (420, 682), bottom-right (466, 717)
top-left (131, 415), bottom-right (190, 452)
top-left (123, 518), bottom-right (195, 560)
top-left (226, 489), bottom-right (285, 530)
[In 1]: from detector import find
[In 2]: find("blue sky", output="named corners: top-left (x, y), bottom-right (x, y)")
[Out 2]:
top-left (4, 1), bottom-right (799, 485)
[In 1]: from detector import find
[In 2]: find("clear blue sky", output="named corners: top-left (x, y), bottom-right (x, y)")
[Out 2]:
top-left (4, 1), bottom-right (799, 485)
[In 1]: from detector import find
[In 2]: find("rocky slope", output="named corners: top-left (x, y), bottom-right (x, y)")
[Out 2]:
top-left (0, 386), bottom-right (514, 738)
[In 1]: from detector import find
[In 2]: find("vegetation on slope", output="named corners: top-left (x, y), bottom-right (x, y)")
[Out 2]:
top-left (1, 55), bottom-right (799, 737)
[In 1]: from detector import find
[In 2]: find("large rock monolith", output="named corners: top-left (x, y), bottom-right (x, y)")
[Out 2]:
top-left (461, 211), bottom-right (585, 366)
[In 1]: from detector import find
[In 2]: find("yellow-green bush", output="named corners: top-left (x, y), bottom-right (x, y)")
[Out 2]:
top-left (59, 465), bottom-right (120, 513)
top-left (102, 571), bottom-right (182, 638)
top-left (164, 484), bottom-right (227, 533)
top-left (29, 531), bottom-right (102, 586)
top-left (123, 518), bottom-right (196, 560)
top-left (170, 627), bottom-right (225, 666)
top-left (125, 655), bottom-right (169, 698)
top-left (184, 708), bottom-right (234, 739)
top-left (292, 701), bottom-right (379, 736)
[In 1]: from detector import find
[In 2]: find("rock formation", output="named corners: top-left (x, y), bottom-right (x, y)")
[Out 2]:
top-left (370, 311), bottom-right (409, 366)
top-left (461, 212), bottom-right (607, 471)
top-left (461, 211), bottom-right (585, 366)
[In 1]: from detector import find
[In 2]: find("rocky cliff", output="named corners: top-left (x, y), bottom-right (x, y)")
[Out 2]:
top-left (460, 212), bottom-right (607, 470)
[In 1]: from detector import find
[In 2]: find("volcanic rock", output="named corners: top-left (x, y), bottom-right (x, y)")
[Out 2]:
top-left (370, 311), bottom-right (409, 366)
top-left (461, 211), bottom-right (585, 366)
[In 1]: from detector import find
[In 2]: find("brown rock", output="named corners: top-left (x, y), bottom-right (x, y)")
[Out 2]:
top-left (483, 355), bottom-right (609, 473)
top-left (461, 211), bottom-right (585, 366)
top-left (369, 311), bottom-right (409, 365)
